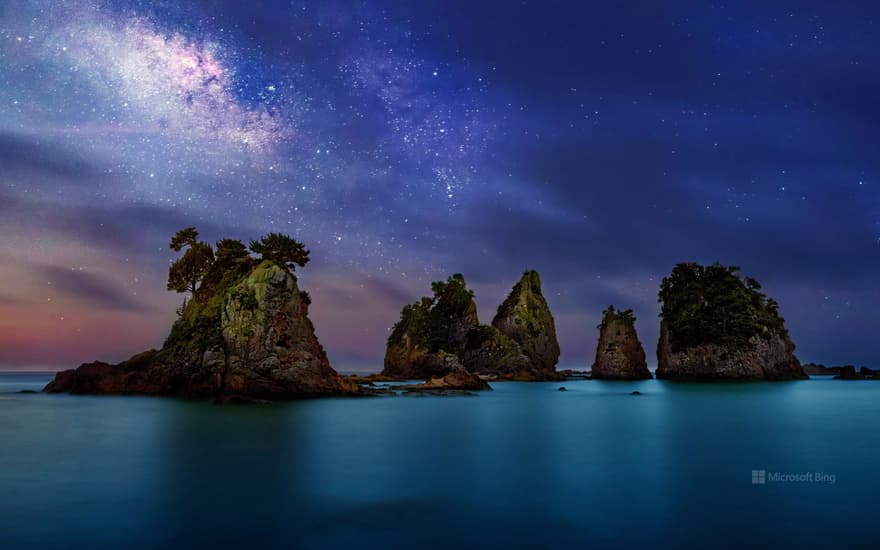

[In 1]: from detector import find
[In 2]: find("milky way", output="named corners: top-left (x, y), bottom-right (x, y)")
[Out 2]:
top-left (1, 1), bottom-right (879, 370)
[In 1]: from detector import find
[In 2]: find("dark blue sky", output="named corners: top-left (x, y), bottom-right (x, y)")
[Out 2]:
top-left (0, 0), bottom-right (878, 370)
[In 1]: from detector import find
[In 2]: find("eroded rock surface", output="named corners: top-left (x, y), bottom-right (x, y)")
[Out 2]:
top-left (591, 306), bottom-right (651, 380)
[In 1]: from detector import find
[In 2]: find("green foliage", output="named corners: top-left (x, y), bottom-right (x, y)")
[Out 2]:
top-left (170, 227), bottom-right (199, 252)
top-left (495, 270), bottom-right (539, 313)
top-left (658, 262), bottom-right (786, 353)
top-left (598, 305), bottom-right (636, 328)
top-left (165, 265), bottom-right (247, 352)
top-left (249, 232), bottom-right (309, 272)
top-left (227, 287), bottom-right (258, 311)
top-left (464, 325), bottom-right (515, 352)
top-left (215, 239), bottom-right (250, 268)
top-left (163, 229), bottom-right (315, 353)
top-left (387, 274), bottom-right (475, 353)
top-left (167, 240), bottom-right (214, 295)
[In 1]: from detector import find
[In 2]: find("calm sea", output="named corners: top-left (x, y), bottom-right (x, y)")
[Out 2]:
top-left (1, 372), bottom-right (878, 548)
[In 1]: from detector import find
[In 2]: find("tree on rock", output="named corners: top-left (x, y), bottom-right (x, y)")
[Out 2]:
top-left (170, 227), bottom-right (199, 252)
top-left (250, 232), bottom-right (310, 271)
top-left (658, 262), bottom-right (786, 353)
top-left (215, 239), bottom-right (250, 268)
top-left (167, 227), bottom-right (214, 295)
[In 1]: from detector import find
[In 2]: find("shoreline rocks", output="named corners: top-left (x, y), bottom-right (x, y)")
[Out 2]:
top-left (591, 306), bottom-right (651, 380)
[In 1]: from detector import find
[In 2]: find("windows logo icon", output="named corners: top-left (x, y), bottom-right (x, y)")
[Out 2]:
top-left (752, 470), bottom-right (766, 485)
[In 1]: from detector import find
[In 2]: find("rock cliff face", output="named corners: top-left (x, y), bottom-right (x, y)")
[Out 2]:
top-left (45, 261), bottom-right (358, 398)
top-left (383, 270), bottom-right (561, 381)
top-left (460, 325), bottom-right (532, 376)
top-left (491, 271), bottom-right (560, 376)
top-left (591, 306), bottom-right (651, 380)
top-left (654, 262), bottom-right (806, 381)
top-left (656, 326), bottom-right (803, 380)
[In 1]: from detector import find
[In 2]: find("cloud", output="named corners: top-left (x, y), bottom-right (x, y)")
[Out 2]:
top-left (0, 132), bottom-right (102, 183)
top-left (0, 292), bottom-right (29, 305)
top-left (40, 265), bottom-right (149, 312)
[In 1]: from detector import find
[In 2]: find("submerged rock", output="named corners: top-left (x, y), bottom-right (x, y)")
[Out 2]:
top-left (45, 261), bottom-right (359, 399)
top-left (491, 270), bottom-right (561, 376)
top-left (655, 263), bottom-right (806, 381)
top-left (591, 305), bottom-right (651, 380)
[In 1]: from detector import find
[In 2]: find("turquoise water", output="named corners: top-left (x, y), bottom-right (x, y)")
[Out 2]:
top-left (1, 373), bottom-right (879, 549)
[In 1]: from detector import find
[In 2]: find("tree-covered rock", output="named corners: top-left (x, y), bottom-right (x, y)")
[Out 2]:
top-left (382, 274), bottom-right (479, 379)
top-left (383, 270), bottom-right (561, 381)
top-left (492, 270), bottom-right (560, 376)
top-left (592, 305), bottom-right (651, 380)
top-left (45, 230), bottom-right (358, 399)
top-left (655, 262), bottom-right (806, 381)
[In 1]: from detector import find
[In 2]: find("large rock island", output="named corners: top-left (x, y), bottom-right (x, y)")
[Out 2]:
top-left (383, 271), bottom-right (562, 381)
top-left (655, 262), bottom-right (806, 381)
top-left (591, 306), bottom-right (651, 380)
top-left (45, 229), bottom-right (359, 399)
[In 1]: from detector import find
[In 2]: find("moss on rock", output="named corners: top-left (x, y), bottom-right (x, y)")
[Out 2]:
top-left (492, 270), bottom-right (560, 375)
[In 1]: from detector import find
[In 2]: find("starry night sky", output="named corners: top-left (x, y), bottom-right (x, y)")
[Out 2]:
top-left (1, 0), bottom-right (878, 371)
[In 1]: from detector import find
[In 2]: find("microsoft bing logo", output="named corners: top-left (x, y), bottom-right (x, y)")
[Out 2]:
top-left (751, 470), bottom-right (766, 484)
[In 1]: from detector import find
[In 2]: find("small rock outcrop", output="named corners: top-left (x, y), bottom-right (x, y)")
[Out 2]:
top-left (833, 366), bottom-right (880, 380)
top-left (655, 263), bottom-right (806, 381)
top-left (804, 363), bottom-right (880, 379)
top-left (383, 271), bottom-right (562, 381)
top-left (591, 306), bottom-right (651, 380)
top-left (46, 232), bottom-right (359, 399)
top-left (491, 271), bottom-right (561, 376)
top-left (802, 363), bottom-right (842, 376)
top-left (398, 371), bottom-right (492, 393)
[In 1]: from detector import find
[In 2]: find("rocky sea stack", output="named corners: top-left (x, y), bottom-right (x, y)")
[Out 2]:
top-left (45, 229), bottom-right (359, 399)
top-left (382, 271), bottom-right (561, 381)
top-left (591, 306), bottom-right (651, 380)
top-left (655, 262), bottom-right (806, 381)
top-left (490, 270), bottom-right (561, 377)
